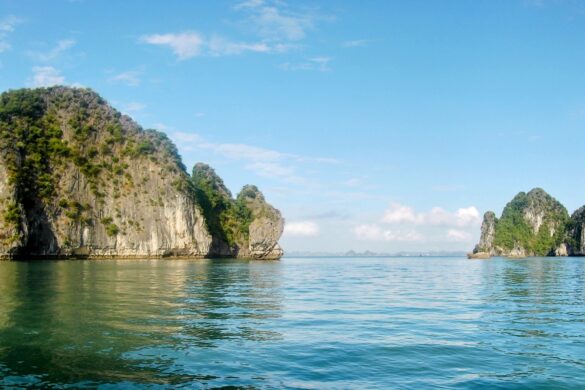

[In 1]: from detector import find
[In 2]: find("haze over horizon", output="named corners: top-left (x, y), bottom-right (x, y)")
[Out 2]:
top-left (1, 0), bottom-right (584, 252)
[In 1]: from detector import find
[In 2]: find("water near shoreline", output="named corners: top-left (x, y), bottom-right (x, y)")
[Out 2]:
top-left (0, 257), bottom-right (584, 388)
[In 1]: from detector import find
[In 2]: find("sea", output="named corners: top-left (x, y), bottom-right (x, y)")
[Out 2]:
top-left (0, 256), bottom-right (583, 389)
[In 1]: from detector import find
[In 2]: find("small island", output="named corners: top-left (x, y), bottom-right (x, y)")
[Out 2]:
top-left (469, 188), bottom-right (585, 259)
top-left (0, 87), bottom-right (284, 260)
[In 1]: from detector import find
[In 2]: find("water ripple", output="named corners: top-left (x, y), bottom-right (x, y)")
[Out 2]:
top-left (0, 257), bottom-right (584, 388)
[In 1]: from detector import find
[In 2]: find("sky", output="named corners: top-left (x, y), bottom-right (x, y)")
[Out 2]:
top-left (1, 0), bottom-right (585, 253)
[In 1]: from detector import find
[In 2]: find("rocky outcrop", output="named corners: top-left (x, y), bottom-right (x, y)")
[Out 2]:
top-left (472, 211), bottom-right (497, 256)
top-left (470, 188), bottom-right (570, 258)
top-left (191, 164), bottom-right (284, 259)
top-left (238, 185), bottom-right (284, 259)
top-left (0, 87), bottom-right (284, 259)
top-left (568, 206), bottom-right (585, 256)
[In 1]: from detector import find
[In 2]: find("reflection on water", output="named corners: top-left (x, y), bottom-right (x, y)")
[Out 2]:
top-left (0, 259), bottom-right (283, 387)
top-left (0, 257), bottom-right (584, 388)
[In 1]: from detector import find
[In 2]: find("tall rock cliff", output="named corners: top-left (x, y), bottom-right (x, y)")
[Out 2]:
top-left (470, 188), bottom-right (570, 258)
top-left (0, 87), bottom-right (284, 259)
top-left (473, 211), bottom-right (497, 255)
top-left (191, 164), bottom-right (284, 259)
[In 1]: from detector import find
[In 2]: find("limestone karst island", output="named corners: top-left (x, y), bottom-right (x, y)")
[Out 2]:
top-left (469, 188), bottom-right (585, 259)
top-left (0, 87), bottom-right (284, 260)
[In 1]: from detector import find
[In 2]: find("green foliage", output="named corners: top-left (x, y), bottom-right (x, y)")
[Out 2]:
top-left (105, 223), bottom-right (119, 237)
top-left (3, 202), bottom-right (21, 226)
top-left (191, 163), bottom-right (253, 247)
top-left (0, 89), bottom-right (69, 201)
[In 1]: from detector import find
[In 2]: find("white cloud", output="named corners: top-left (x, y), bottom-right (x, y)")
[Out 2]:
top-left (342, 39), bottom-right (367, 47)
top-left (454, 207), bottom-right (480, 227)
top-left (0, 15), bottom-right (23, 53)
top-left (353, 224), bottom-right (422, 242)
top-left (382, 203), bottom-right (420, 224)
top-left (208, 35), bottom-right (270, 56)
top-left (284, 221), bottom-right (319, 237)
top-left (142, 32), bottom-right (204, 60)
top-left (142, 31), bottom-right (276, 59)
top-left (109, 70), bottom-right (142, 86)
top-left (381, 203), bottom-right (480, 227)
top-left (447, 229), bottom-right (472, 242)
top-left (27, 66), bottom-right (65, 87)
top-left (28, 39), bottom-right (75, 62)
top-left (142, 2), bottom-right (323, 60)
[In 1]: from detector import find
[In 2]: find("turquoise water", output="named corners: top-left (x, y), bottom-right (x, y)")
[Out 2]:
top-left (0, 257), bottom-right (584, 389)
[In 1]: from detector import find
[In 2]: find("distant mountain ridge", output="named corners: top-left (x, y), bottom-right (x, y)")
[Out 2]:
top-left (0, 86), bottom-right (283, 259)
top-left (470, 188), bottom-right (584, 258)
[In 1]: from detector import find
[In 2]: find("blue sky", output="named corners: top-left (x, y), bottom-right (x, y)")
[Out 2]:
top-left (1, 0), bottom-right (585, 252)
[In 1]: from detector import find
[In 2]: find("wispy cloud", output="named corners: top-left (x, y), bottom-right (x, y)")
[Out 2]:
top-left (342, 39), bottom-right (367, 47)
top-left (142, 1), bottom-right (325, 60)
top-left (353, 224), bottom-right (423, 242)
top-left (284, 221), bottom-right (319, 237)
top-left (0, 15), bottom-right (23, 53)
top-left (381, 203), bottom-right (480, 227)
top-left (447, 229), bottom-right (472, 242)
top-left (141, 32), bottom-right (204, 60)
top-left (109, 69), bottom-right (143, 86)
top-left (351, 202), bottom-right (481, 244)
top-left (280, 56), bottom-right (331, 72)
top-left (235, 0), bottom-right (316, 42)
top-left (27, 66), bottom-right (65, 87)
top-left (170, 130), bottom-right (338, 184)
top-left (28, 39), bottom-right (76, 61)
top-left (208, 35), bottom-right (271, 55)
top-left (141, 31), bottom-right (275, 59)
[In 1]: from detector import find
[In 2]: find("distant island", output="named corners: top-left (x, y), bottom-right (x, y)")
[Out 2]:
top-left (286, 250), bottom-right (468, 258)
top-left (0, 87), bottom-right (284, 259)
top-left (469, 188), bottom-right (584, 259)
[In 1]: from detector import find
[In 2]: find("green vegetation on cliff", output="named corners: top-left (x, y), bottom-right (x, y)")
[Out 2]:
top-left (0, 87), bottom-right (197, 248)
top-left (0, 86), bottom-right (284, 259)
top-left (486, 188), bottom-right (569, 256)
top-left (191, 163), bottom-right (252, 248)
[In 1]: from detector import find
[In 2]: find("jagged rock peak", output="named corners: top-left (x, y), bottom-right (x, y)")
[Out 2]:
top-left (192, 163), bottom-right (232, 199)
top-left (191, 164), bottom-right (284, 259)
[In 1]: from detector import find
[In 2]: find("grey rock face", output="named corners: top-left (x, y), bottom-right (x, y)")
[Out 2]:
top-left (0, 87), bottom-right (213, 258)
top-left (237, 185), bottom-right (285, 260)
top-left (474, 211), bottom-right (497, 256)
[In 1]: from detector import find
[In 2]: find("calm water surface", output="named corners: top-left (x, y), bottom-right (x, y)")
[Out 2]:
top-left (0, 257), bottom-right (584, 389)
